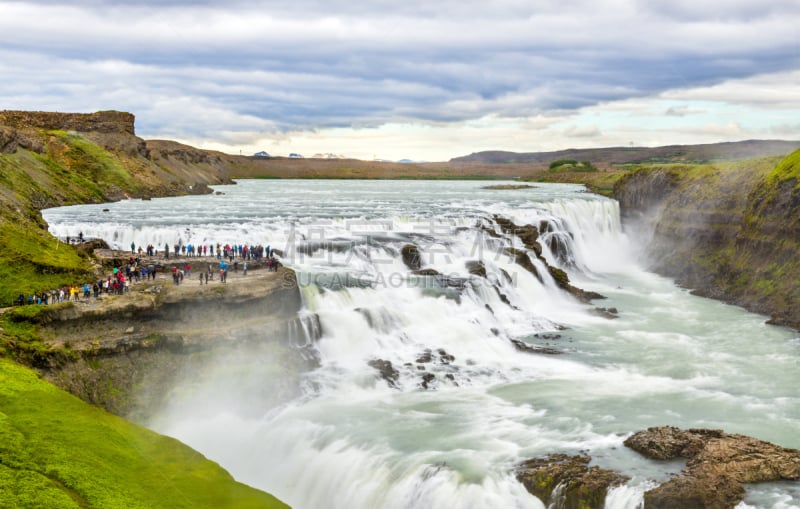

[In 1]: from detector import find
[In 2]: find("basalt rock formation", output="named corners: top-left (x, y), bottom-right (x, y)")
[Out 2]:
top-left (614, 150), bottom-right (800, 329)
top-left (624, 426), bottom-right (800, 508)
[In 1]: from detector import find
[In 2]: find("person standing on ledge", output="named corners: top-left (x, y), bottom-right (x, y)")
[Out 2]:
top-left (131, 241), bottom-right (135, 254)
top-left (165, 243), bottom-right (169, 259)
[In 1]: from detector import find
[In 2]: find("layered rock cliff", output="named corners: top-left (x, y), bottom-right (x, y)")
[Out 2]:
top-left (614, 150), bottom-right (800, 329)
top-left (30, 264), bottom-right (315, 422)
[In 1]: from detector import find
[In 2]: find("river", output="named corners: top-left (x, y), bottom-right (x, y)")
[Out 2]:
top-left (43, 179), bottom-right (800, 508)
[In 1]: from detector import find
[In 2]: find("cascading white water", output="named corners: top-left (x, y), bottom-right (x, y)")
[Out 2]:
top-left (42, 180), bottom-right (800, 509)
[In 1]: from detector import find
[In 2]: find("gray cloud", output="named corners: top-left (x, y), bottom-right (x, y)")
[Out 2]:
top-left (1, 0), bottom-right (799, 141)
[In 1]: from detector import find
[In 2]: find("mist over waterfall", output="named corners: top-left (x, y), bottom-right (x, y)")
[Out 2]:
top-left (43, 180), bottom-right (800, 509)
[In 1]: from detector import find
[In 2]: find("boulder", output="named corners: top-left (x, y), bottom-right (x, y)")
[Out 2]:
top-left (75, 238), bottom-right (110, 256)
top-left (419, 372), bottom-right (436, 389)
top-left (625, 426), bottom-right (800, 508)
top-left (0, 125), bottom-right (18, 154)
top-left (516, 454), bottom-right (628, 509)
top-left (401, 244), bottom-right (421, 271)
top-left (367, 359), bottom-right (399, 388)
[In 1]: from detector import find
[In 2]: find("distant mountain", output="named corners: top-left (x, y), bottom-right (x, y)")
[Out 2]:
top-left (451, 140), bottom-right (800, 165)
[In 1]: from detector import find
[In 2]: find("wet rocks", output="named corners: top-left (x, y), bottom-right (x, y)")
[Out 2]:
top-left (367, 359), bottom-right (400, 388)
top-left (413, 348), bottom-right (458, 389)
top-left (534, 333), bottom-right (562, 340)
top-left (548, 266), bottom-right (606, 303)
top-left (516, 454), bottom-right (629, 509)
top-left (412, 268), bottom-right (441, 276)
top-left (437, 348), bottom-right (455, 364)
top-left (493, 215), bottom-right (543, 255)
top-left (465, 260), bottom-right (487, 278)
top-left (625, 426), bottom-right (800, 508)
top-left (504, 248), bottom-right (541, 281)
top-left (415, 351), bottom-right (433, 363)
top-left (415, 348), bottom-right (455, 365)
top-left (493, 215), bottom-right (606, 303)
top-left (590, 307), bottom-right (619, 319)
top-left (401, 244), bottom-right (421, 270)
top-left (419, 372), bottom-right (436, 389)
top-left (510, 338), bottom-right (562, 355)
top-left (481, 184), bottom-right (536, 190)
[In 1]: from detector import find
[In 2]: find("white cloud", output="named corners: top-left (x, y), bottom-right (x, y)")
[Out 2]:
top-left (1, 1), bottom-right (799, 160)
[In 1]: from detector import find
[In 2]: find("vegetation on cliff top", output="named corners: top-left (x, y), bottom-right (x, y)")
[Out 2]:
top-left (0, 359), bottom-right (288, 509)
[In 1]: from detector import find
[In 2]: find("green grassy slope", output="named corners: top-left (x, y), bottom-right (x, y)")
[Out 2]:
top-left (0, 132), bottom-right (135, 307)
top-left (0, 359), bottom-right (288, 509)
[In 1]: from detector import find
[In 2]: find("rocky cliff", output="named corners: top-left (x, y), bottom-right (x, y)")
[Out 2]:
top-left (0, 110), bottom-right (238, 306)
top-left (0, 110), bottom-right (136, 134)
top-left (6, 262), bottom-right (316, 422)
top-left (614, 151), bottom-right (800, 329)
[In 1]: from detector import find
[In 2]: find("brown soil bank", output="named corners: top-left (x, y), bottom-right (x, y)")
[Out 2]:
top-left (613, 150), bottom-right (800, 330)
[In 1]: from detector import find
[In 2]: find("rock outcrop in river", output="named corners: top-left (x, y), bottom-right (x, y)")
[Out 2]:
top-left (625, 426), bottom-right (800, 508)
top-left (516, 427), bottom-right (799, 509)
top-left (516, 454), bottom-right (628, 509)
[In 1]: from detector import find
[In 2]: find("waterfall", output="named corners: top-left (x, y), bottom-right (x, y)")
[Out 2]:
top-left (42, 180), bottom-right (800, 509)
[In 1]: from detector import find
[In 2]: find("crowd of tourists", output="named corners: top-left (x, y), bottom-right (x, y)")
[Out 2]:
top-left (139, 241), bottom-right (274, 261)
top-left (16, 255), bottom-right (159, 306)
top-left (12, 238), bottom-right (282, 307)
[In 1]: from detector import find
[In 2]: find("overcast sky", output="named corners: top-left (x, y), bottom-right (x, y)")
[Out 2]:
top-left (2, 0), bottom-right (799, 160)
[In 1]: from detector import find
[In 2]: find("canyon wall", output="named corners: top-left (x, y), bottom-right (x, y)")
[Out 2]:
top-left (614, 151), bottom-right (800, 329)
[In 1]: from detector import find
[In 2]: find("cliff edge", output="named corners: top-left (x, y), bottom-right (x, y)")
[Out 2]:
top-left (614, 150), bottom-right (800, 329)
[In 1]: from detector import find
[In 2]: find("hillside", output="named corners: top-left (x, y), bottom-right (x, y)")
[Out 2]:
top-left (0, 110), bottom-right (290, 508)
top-left (452, 140), bottom-right (800, 165)
top-left (0, 358), bottom-right (288, 509)
top-left (0, 111), bottom-right (235, 307)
